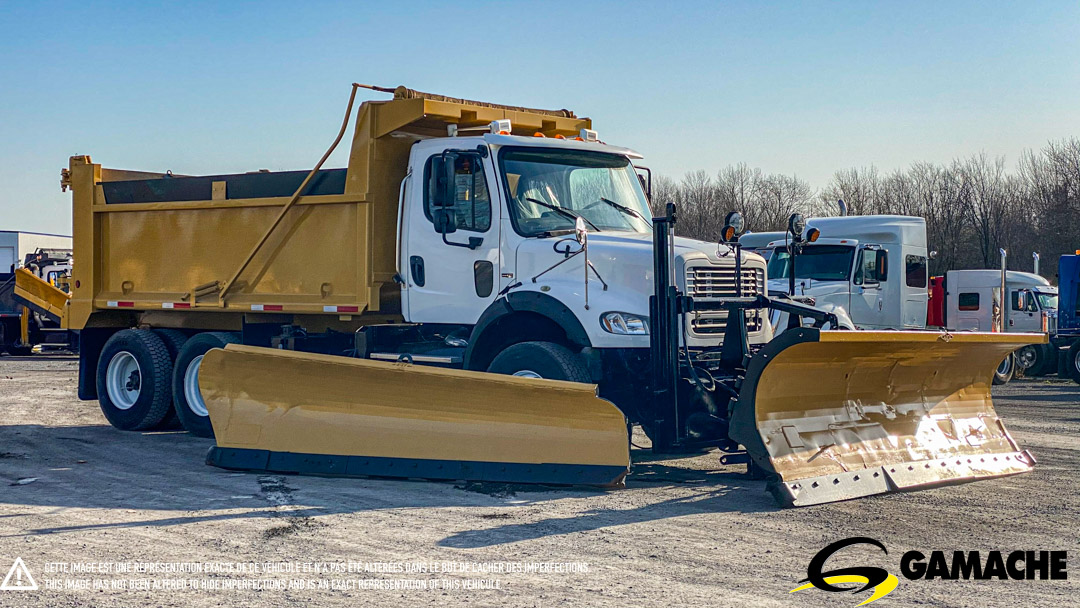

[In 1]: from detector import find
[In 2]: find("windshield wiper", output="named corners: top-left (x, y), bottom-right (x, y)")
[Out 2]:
top-left (525, 197), bottom-right (601, 232)
top-left (597, 197), bottom-right (651, 226)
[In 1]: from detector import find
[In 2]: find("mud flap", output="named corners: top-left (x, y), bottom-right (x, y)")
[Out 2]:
top-left (729, 329), bottom-right (1044, 507)
top-left (200, 344), bottom-right (629, 487)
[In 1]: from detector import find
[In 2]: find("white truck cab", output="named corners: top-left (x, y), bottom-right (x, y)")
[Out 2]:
top-left (944, 270), bottom-right (1057, 333)
top-left (397, 129), bottom-right (770, 360)
top-left (764, 215), bottom-right (929, 331)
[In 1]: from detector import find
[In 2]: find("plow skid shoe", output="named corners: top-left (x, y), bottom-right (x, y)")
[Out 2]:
top-left (730, 329), bottom-right (1045, 507)
top-left (199, 345), bottom-right (629, 487)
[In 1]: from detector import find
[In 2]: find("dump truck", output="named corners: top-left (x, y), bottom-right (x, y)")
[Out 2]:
top-left (55, 84), bottom-right (1042, 506)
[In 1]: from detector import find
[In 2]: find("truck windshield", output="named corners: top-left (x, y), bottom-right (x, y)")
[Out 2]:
top-left (1035, 291), bottom-right (1058, 310)
top-left (499, 148), bottom-right (652, 237)
top-left (767, 245), bottom-right (855, 282)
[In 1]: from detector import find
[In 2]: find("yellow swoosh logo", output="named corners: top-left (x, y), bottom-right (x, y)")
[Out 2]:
top-left (790, 574), bottom-right (899, 606)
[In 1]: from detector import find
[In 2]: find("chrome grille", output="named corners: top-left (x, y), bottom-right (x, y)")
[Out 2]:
top-left (685, 266), bottom-right (765, 298)
top-left (685, 265), bottom-right (766, 335)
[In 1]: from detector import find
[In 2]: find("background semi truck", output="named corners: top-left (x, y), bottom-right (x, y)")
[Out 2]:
top-left (764, 215), bottom-right (1054, 383)
top-left (764, 215), bottom-right (929, 331)
top-left (50, 84), bottom-right (1039, 507)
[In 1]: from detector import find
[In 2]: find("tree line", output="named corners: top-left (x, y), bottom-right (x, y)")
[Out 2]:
top-left (651, 138), bottom-right (1080, 280)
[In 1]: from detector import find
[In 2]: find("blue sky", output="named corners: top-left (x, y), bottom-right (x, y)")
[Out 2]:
top-left (2, 1), bottom-right (1078, 233)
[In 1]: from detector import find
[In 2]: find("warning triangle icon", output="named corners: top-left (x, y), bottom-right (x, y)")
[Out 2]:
top-left (1, 557), bottom-right (37, 591)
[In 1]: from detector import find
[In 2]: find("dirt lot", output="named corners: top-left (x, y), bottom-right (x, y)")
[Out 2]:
top-left (0, 355), bottom-right (1076, 607)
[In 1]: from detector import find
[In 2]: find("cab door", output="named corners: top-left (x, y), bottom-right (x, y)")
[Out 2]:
top-left (1009, 288), bottom-right (1040, 332)
top-left (403, 148), bottom-right (501, 324)
top-left (848, 246), bottom-right (887, 328)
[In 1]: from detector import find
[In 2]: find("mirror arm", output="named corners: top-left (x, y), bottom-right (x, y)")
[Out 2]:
top-left (442, 233), bottom-right (483, 250)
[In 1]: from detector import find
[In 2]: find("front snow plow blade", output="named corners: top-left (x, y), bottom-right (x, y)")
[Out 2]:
top-left (730, 329), bottom-right (1044, 507)
top-left (200, 344), bottom-right (629, 487)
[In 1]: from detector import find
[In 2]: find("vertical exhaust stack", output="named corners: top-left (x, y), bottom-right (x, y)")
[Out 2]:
top-left (1000, 248), bottom-right (1008, 333)
top-left (1033, 251), bottom-right (1040, 276)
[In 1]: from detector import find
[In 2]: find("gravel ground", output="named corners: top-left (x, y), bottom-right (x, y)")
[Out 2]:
top-left (0, 355), bottom-right (1076, 607)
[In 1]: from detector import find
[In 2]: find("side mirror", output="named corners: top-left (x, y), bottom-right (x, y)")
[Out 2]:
top-left (431, 152), bottom-right (460, 211)
top-left (876, 250), bottom-right (889, 281)
top-left (432, 209), bottom-right (458, 235)
top-left (575, 216), bottom-right (588, 246)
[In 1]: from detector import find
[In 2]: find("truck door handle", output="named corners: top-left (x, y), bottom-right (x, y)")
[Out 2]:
top-left (409, 256), bottom-right (425, 287)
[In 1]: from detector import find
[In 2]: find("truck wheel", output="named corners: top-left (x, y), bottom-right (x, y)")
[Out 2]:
top-left (1018, 344), bottom-right (1054, 377)
top-left (172, 332), bottom-right (239, 438)
top-left (96, 329), bottom-right (174, 430)
top-left (152, 329), bottom-right (190, 428)
top-left (486, 341), bottom-right (591, 383)
top-left (1068, 341), bottom-right (1080, 385)
top-left (7, 346), bottom-right (32, 356)
top-left (993, 354), bottom-right (1015, 385)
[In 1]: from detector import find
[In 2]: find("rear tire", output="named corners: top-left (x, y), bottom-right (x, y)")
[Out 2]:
top-left (1067, 341), bottom-right (1080, 385)
top-left (96, 329), bottom-right (174, 430)
top-left (172, 332), bottom-right (239, 438)
top-left (152, 329), bottom-right (189, 428)
top-left (486, 341), bottom-right (591, 383)
top-left (993, 353), bottom-right (1015, 385)
top-left (7, 346), bottom-right (32, 356)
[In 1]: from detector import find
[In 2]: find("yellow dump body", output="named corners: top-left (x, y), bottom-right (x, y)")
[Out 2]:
top-left (64, 88), bottom-right (591, 331)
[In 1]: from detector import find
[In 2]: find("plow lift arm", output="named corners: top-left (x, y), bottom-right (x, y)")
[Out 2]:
top-left (646, 203), bottom-right (1040, 506)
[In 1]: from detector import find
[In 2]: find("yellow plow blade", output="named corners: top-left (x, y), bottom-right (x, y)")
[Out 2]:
top-left (730, 329), bottom-right (1044, 507)
top-left (200, 344), bottom-right (629, 486)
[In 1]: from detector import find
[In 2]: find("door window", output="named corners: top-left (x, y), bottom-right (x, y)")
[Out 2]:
top-left (1011, 290), bottom-right (1038, 312)
top-left (424, 154), bottom-right (491, 233)
top-left (854, 249), bottom-right (887, 285)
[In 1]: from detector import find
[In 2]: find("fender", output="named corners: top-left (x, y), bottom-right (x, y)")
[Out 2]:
top-left (464, 291), bottom-right (591, 370)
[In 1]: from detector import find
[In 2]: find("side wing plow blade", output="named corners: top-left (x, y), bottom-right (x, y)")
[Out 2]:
top-left (730, 329), bottom-right (1045, 507)
top-left (199, 345), bottom-right (629, 487)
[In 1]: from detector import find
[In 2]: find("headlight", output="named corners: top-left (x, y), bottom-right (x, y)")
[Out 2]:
top-left (600, 312), bottom-right (649, 335)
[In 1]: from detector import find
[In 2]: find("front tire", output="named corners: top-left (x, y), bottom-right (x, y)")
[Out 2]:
top-left (993, 353), bottom-right (1015, 385)
top-left (1016, 344), bottom-right (1053, 377)
top-left (172, 332), bottom-right (239, 437)
top-left (96, 329), bottom-right (174, 430)
top-left (486, 341), bottom-right (591, 383)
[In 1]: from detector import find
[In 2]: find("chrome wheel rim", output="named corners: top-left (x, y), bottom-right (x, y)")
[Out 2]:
top-left (184, 354), bottom-right (208, 417)
top-left (997, 356), bottom-right (1012, 376)
top-left (512, 370), bottom-right (543, 379)
top-left (106, 351), bottom-right (141, 410)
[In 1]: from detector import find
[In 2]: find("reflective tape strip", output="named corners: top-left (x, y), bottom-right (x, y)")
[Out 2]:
top-left (162, 302), bottom-right (191, 309)
top-left (109, 301), bottom-right (135, 308)
top-left (322, 305), bottom-right (361, 313)
top-left (107, 301), bottom-right (118, 307)
top-left (251, 305), bottom-right (283, 312)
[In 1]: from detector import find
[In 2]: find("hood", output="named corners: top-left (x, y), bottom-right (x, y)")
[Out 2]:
top-left (513, 232), bottom-right (756, 307)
